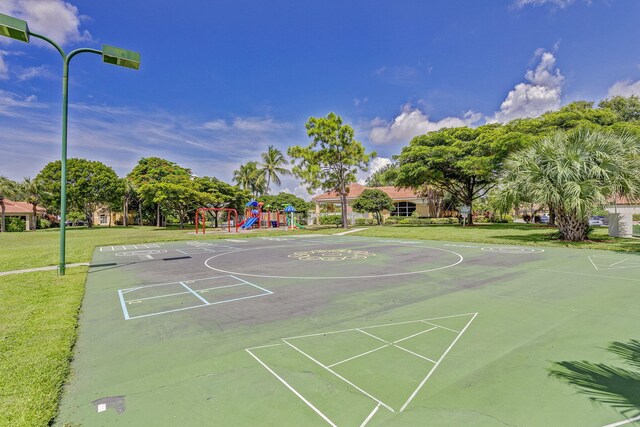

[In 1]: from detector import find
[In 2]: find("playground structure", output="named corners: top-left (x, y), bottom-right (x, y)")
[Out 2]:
top-left (238, 200), bottom-right (305, 230)
top-left (195, 208), bottom-right (239, 234)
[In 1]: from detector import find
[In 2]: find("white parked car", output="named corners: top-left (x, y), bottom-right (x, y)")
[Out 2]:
top-left (588, 217), bottom-right (604, 226)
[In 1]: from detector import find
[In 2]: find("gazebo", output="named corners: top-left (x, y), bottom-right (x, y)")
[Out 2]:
top-left (1, 199), bottom-right (46, 231)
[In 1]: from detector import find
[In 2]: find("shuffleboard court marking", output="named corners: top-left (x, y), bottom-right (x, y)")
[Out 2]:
top-left (118, 275), bottom-right (273, 320)
top-left (245, 347), bottom-right (338, 427)
top-left (481, 247), bottom-right (545, 254)
top-left (399, 312), bottom-right (477, 411)
top-left (180, 282), bottom-right (210, 304)
top-left (588, 255), bottom-right (640, 271)
top-left (248, 312), bottom-right (477, 424)
top-left (540, 269), bottom-right (640, 283)
top-left (204, 245), bottom-right (464, 280)
top-left (360, 404), bottom-right (381, 427)
top-left (282, 338), bottom-right (395, 412)
top-left (100, 244), bottom-right (160, 251)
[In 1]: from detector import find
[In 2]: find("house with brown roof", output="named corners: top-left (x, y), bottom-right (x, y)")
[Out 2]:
top-left (311, 183), bottom-right (435, 224)
top-left (1, 199), bottom-right (46, 231)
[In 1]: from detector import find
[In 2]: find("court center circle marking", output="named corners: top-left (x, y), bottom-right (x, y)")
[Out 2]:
top-left (115, 250), bottom-right (167, 257)
top-left (204, 244), bottom-right (463, 280)
top-left (481, 247), bottom-right (544, 254)
top-left (288, 249), bottom-right (375, 261)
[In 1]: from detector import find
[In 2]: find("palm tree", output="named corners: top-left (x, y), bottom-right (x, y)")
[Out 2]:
top-left (22, 177), bottom-right (46, 230)
top-left (0, 177), bottom-right (17, 233)
top-left (257, 145), bottom-right (291, 194)
top-left (497, 130), bottom-right (640, 241)
top-left (233, 161), bottom-right (265, 197)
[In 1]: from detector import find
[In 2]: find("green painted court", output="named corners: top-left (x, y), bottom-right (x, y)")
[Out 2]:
top-left (56, 235), bottom-right (640, 426)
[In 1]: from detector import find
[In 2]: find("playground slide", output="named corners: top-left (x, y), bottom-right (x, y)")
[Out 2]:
top-left (294, 219), bottom-right (305, 229)
top-left (241, 217), bottom-right (258, 229)
top-left (238, 219), bottom-right (247, 227)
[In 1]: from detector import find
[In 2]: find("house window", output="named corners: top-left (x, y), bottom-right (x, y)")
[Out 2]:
top-left (392, 202), bottom-right (416, 217)
top-left (99, 215), bottom-right (108, 225)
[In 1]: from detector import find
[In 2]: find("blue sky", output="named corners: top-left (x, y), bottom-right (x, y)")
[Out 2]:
top-left (1, 0), bottom-right (640, 199)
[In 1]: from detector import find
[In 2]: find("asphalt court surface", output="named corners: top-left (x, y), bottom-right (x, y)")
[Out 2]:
top-left (56, 235), bottom-right (640, 426)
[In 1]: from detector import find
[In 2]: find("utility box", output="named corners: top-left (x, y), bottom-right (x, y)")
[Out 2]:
top-left (608, 213), bottom-right (633, 238)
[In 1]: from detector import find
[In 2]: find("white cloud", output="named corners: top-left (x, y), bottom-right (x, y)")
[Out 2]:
top-left (201, 117), bottom-right (291, 133)
top-left (513, 0), bottom-right (577, 8)
top-left (607, 79), bottom-right (640, 98)
top-left (0, 53), bottom-right (8, 80)
top-left (0, 89), bottom-right (39, 116)
top-left (0, 97), bottom-right (299, 186)
top-left (368, 105), bottom-right (481, 145)
top-left (15, 65), bottom-right (50, 81)
top-left (281, 184), bottom-right (320, 201)
top-left (0, 0), bottom-right (91, 47)
top-left (357, 157), bottom-right (392, 185)
top-left (489, 50), bottom-right (564, 123)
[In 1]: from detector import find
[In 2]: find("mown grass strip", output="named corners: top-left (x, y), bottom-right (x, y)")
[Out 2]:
top-left (0, 268), bottom-right (86, 426)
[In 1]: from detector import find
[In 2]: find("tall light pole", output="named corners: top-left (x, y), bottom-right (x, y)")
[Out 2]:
top-left (0, 13), bottom-right (140, 275)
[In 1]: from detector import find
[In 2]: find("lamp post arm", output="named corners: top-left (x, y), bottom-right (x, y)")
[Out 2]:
top-left (66, 47), bottom-right (102, 62)
top-left (28, 31), bottom-right (65, 59)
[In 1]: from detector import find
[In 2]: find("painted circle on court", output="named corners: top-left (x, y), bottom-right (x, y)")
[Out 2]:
top-left (115, 250), bottom-right (167, 256)
top-left (204, 242), bottom-right (463, 280)
top-left (481, 247), bottom-right (544, 254)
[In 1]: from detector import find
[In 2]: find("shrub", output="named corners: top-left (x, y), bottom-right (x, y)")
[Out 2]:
top-left (489, 214), bottom-right (513, 223)
top-left (319, 215), bottom-right (342, 226)
top-left (38, 218), bottom-right (52, 229)
top-left (6, 217), bottom-right (26, 232)
top-left (633, 214), bottom-right (640, 221)
top-left (396, 217), bottom-right (458, 225)
top-left (355, 218), bottom-right (376, 226)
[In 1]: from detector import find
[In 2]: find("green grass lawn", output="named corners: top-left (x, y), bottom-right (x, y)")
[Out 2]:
top-left (356, 223), bottom-right (640, 252)
top-left (0, 269), bottom-right (86, 427)
top-left (0, 222), bottom-right (638, 426)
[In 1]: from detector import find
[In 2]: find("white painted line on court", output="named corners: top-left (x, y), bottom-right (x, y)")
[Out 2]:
top-left (146, 254), bottom-right (153, 259)
top-left (226, 239), bottom-right (247, 243)
top-left (392, 327), bottom-right (437, 344)
top-left (204, 245), bottom-right (464, 280)
top-left (245, 348), bottom-right (338, 427)
top-left (333, 228), bottom-right (368, 236)
top-left (540, 269), bottom-right (640, 283)
top-left (359, 404), bottom-right (380, 427)
top-left (394, 344), bottom-right (436, 364)
top-left (123, 283), bottom-right (246, 303)
top-left (117, 289), bottom-right (130, 320)
top-left (357, 328), bottom-right (389, 343)
top-left (282, 339), bottom-right (394, 412)
top-left (327, 344), bottom-right (389, 368)
top-left (399, 312), bottom-right (478, 412)
top-left (588, 256), bottom-right (600, 271)
top-left (421, 320), bottom-right (460, 334)
top-left (181, 282), bottom-right (214, 304)
top-left (602, 415), bottom-right (640, 427)
top-left (609, 259), bottom-right (629, 267)
top-left (246, 343), bottom-right (283, 351)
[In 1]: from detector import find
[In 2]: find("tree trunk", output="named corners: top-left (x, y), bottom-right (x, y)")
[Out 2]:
top-left (138, 204), bottom-right (142, 226)
top-left (340, 192), bottom-right (348, 228)
top-left (549, 205), bottom-right (556, 227)
top-left (32, 204), bottom-right (37, 230)
top-left (556, 209), bottom-right (589, 241)
top-left (85, 210), bottom-right (93, 227)
top-left (123, 199), bottom-right (128, 226)
top-left (156, 204), bottom-right (161, 227)
top-left (1, 202), bottom-right (5, 232)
